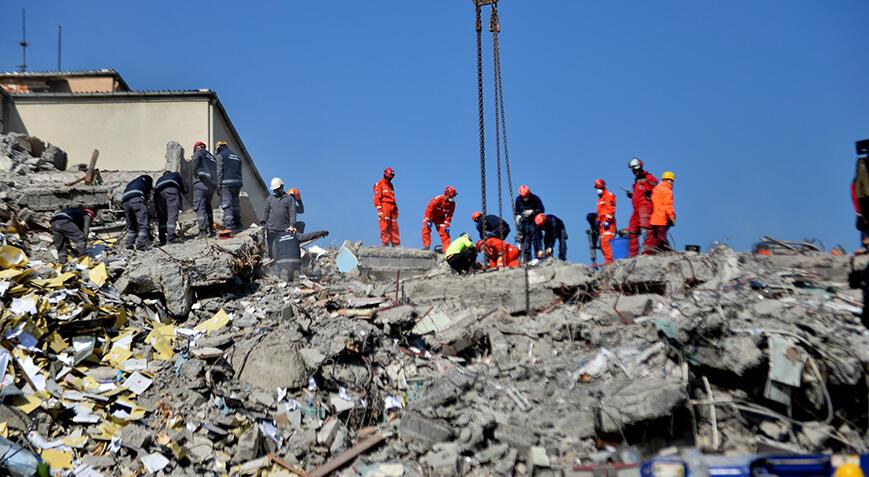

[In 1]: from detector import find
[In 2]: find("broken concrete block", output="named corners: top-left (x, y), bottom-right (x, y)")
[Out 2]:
top-left (494, 423), bottom-right (537, 452)
top-left (528, 446), bottom-right (551, 469)
top-left (355, 246), bottom-right (437, 280)
top-left (235, 425), bottom-right (261, 463)
top-left (164, 141), bottom-right (184, 173)
top-left (411, 369), bottom-right (476, 409)
top-left (596, 378), bottom-right (684, 433)
top-left (231, 335), bottom-right (308, 391)
top-left (399, 413), bottom-right (454, 444)
top-left (421, 442), bottom-right (460, 477)
top-left (41, 145), bottom-right (67, 171)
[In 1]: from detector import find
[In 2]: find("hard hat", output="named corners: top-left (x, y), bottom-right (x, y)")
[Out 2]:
top-left (518, 184), bottom-right (530, 197)
top-left (534, 213), bottom-right (547, 227)
top-left (444, 186), bottom-right (457, 198)
top-left (834, 464), bottom-right (864, 477)
top-left (83, 208), bottom-right (95, 219)
top-left (662, 171), bottom-right (676, 181)
top-left (193, 141), bottom-right (206, 150)
top-left (215, 140), bottom-right (228, 149)
top-left (384, 167), bottom-right (395, 179)
top-left (594, 179), bottom-right (606, 189)
top-left (270, 177), bottom-right (284, 190)
top-left (472, 211), bottom-right (483, 222)
top-left (629, 157), bottom-right (643, 170)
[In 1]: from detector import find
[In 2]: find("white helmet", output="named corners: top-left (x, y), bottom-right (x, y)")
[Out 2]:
top-left (270, 177), bottom-right (284, 190)
top-left (629, 157), bottom-right (643, 170)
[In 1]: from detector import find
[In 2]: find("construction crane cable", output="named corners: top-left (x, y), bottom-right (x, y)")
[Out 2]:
top-left (492, 4), bottom-right (504, 225)
top-left (475, 2), bottom-right (488, 241)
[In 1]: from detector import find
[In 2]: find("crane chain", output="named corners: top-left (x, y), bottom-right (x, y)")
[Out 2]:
top-left (475, 2), bottom-right (488, 241)
top-left (492, 4), bottom-right (503, 227)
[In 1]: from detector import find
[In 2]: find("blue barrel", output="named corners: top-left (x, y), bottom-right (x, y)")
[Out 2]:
top-left (611, 237), bottom-right (630, 260)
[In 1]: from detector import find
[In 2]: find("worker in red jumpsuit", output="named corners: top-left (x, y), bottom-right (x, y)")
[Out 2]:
top-left (373, 167), bottom-right (400, 247)
top-left (422, 186), bottom-right (457, 251)
top-left (477, 237), bottom-right (520, 269)
top-left (594, 179), bottom-right (617, 264)
top-left (626, 158), bottom-right (658, 257)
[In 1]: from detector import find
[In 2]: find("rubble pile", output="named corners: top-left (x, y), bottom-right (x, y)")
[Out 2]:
top-left (0, 133), bottom-right (68, 176)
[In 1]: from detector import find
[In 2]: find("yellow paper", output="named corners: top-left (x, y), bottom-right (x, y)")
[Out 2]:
top-left (89, 263), bottom-right (108, 287)
top-left (62, 435), bottom-right (88, 448)
top-left (0, 245), bottom-right (28, 269)
top-left (146, 324), bottom-right (176, 360)
top-left (0, 422), bottom-right (7, 438)
top-left (96, 421), bottom-right (121, 440)
top-left (78, 256), bottom-right (93, 268)
top-left (0, 268), bottom-right (27, 280)
top-left (103, 347), bottom-right (133, 368)
top-left (41, 449), bottom-right (74, 469)
top-left (13, 392), bottom-right (46, 414)
top-left (31, 271), bottom-right (76, 289)
top-left (194, 309), bottom-right (230, 334)
top-left (49, 333), bottom-right (69, 354)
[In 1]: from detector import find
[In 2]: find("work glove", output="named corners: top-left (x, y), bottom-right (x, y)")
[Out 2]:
top-left (626, 191), bottom-right (633, 199)
top-left (424, 219), bottom-right (433, 230)
top-left (515, 215), bottom-right (522, 225)
top-left (287, 226), bottom-right (297, 233)
top-left (523, 210), bottom-right (535, 218)
top-left (667, 218), bottom-right (675, 227)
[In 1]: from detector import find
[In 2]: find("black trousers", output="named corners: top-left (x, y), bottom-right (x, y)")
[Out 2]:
top-left (446, 247), bottom-right (477, 274)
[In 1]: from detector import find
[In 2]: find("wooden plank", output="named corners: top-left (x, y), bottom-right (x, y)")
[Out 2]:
top-left (308, 433), bottom-right (386, 477)
top-left (84, 149), bottom-right (99, 185)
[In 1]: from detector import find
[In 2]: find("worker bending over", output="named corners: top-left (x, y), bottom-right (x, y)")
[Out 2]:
top-left (478, 237), bottom-right (520, 269)
top-left (647, 171), bottom-right (676, 254)
top-left (445, 233), bottom-right (478, 274)
top-left (373, 167), bottom-right (400, 247)
top-left (155, 170), bottom-right (187, 245)
top-left (594, 179), bottom-right (617, 264)
top-left (626, 158), bottom-right (658, 257)
top-left (122, 174), bottom-right (153, 250)
top-left (262, 177), bottom-right (305, 258)
top-left (191, 141), bottom-right (217, 238)
top-left (216, 141), bottom-right (243, 235)
top-left (422, 186), bottom-right (457, 251)
top-left (514, 185), bottom-right (545, 261)
top-left (51, 207), bottom-right (94, 264)
top-left (534, 213), bottom-right (568, 260)
top-left (472, 211), bottom-right (510, 240)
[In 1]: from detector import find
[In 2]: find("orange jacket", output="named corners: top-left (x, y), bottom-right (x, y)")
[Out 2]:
top-left (373, 179), bottom-right (396, 210)
top-left (478, 237), bottom-right (520, 268)
top-left (650, 181), bottom-right (675, 226)
top-left (596, 189), bottom-right (616, 224)
top-left (424, 195), bottom-right (455, 226)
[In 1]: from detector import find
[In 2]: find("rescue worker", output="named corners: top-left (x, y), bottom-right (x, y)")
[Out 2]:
top-left (626, 158), bottom-right (658, 257)
top-left (477, 237), bottom-right (520, 269)
top-left (191, 141), bottom-right (217, 238)
top-left (595, 179), bottom-right (617, 264)
top-left (472, 212), bottom-right (510, 240)
top-left (422, 186), bottom-right (457, 251)
top-left (534, 213), bottom-right (568, 261)
top-left (216, 141), bottom-right (243, 235)
top-left (514, 184), bottom-right (545, 261)
top-left (50, 207), bottom-right (94, 264)
top-left (647, 171), bottom-right (676, 254)
top-left (261, 177), bottom-right (304, 258)
top-left (445, 233), bottom-right (478, 274)
top-left (373, 167), bottom-right (400, 247)
top-left (154, 170), bottom-right (187, 245)
top-left (122, 174), bottom-right (154, 250)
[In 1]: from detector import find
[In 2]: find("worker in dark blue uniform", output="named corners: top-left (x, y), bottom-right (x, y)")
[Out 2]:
top-left (191, 141), bottom-right (217, 238)
top-left (514, 184), bottom-right (545, 261)
top-left (215, 141), bottom-right (243, 235)
top-left (534, 213), bottom-right (568, 261)
top-left (50, 207), bottom-right (94, 264)
top-left (122, 174), bottom-right (153, 250)
top-left (472, 211), bottom-right (511, 240)
top-left (155, 170), bottom-right (187, 245)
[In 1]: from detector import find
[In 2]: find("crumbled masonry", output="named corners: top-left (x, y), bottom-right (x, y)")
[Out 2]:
top-left (1, 135), bottom-right (868, 475)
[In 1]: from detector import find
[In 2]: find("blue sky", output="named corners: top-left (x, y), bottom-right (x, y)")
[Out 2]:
top-left (3, 1), bottom-right (868, 261)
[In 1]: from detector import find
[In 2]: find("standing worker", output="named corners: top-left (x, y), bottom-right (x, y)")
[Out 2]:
top-left (472, 211), bottom-right (510, 240)
top-left (534, 213), bottom-right (568, 260)
top-left (626, 158), bottom-right (659, 257)
top-left (647, 171), bottom-right (676, 254)
top-left (514, 185), bottom-right (545, 261)
top-left (445, 233), bottom-right (479, 274)
top-left (50, 207), bottom-right (94, 264)
top-left (595, 179), bottom-right (617, 264)
top-left (216, 140), bottom-right (243, 235)
top-left (154, 170), bottom-right (187, 245)
top-left (478, 237), bottom-right (521, 269)
top-left (373, 167), bottom-right (400, 247)
top-left (122, 174), bottom-right (154, 250)
top-left (262, 177), bottom-right (304, 257)
top-left (422, 186), bottom-right (457, 251)
top-left (191, 141), bottom-right (217, 238)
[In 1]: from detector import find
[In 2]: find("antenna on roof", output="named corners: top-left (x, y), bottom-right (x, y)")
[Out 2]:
top-left (18, 9), bottom-right (29, 72)
top-left (57, 25), bottom-right (63, 71)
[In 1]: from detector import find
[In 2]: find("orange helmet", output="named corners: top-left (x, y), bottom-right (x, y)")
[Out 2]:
top-left (518, 184), bottom-right (530, 197)
top-left (534, 213), bottom-right (547, 227)
top-left (83, 208), bottom-right (95, 220)
top-left (384, 167), bottom-right (395, 179)
top-left (594, 179), bottom-right (606, 189)
top-left (193, 141), bottom-right (206, 150)
top-left (444, 186), bottom-right (457, 198)
top-left (472, 211), bottom-right (483, 222)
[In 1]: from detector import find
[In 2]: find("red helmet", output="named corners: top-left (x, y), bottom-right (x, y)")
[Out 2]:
top-left (444, 186), bottom-right (457, 198)
top-left (594, 179), bottom-right (606, 189)
top-left (83, 208), bottom-right (95, 219)
top-left (193, 141), bottom-right (206, 150)
top-left (384, 167), bottom-right (395, 179)
top-left (534, 213), bottom-right (547, 227)
top-left (518, 184), bottom-right (530, 197)
top-left (471, 211), bottom-right (483, 222)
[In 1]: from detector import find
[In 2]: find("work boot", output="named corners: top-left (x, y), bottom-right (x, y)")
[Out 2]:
top-left (196, 230), bottom-right (208, 239)
top-left (136, 243), bottom-right (152, 252)
top-left (125, 244), bottom-right (135, 251)
top-left (168, 236), bottom-right (184, 244)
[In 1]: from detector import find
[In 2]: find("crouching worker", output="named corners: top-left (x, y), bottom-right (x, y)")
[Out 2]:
top-left (51, 207), bottom-right (94, 264)
top-left (445, 233), bottom-right (478, 274)
top-left (478, 237), bottom-right (520, 269)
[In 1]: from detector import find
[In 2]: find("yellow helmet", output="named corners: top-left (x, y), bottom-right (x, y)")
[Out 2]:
top-left (215, 140), bottom-right (228, 149)
top-left (662, 171), bottom-right (676, 181)
top-left (834, 464), bottom-right (864, 477)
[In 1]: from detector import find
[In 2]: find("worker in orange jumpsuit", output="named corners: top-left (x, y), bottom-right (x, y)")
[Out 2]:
top-left (373, 167), bottom-right (400, 247)
top-left (647, 171), bottom-right (676, 254)
top-left (594, 179), bottom-right (617, 264)
top-left (421, 186), bottom-right (457, 251)
top-left (626, 158), bottom-right (659, 257)
top-left (477, 237), bottom-right (520, 269)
